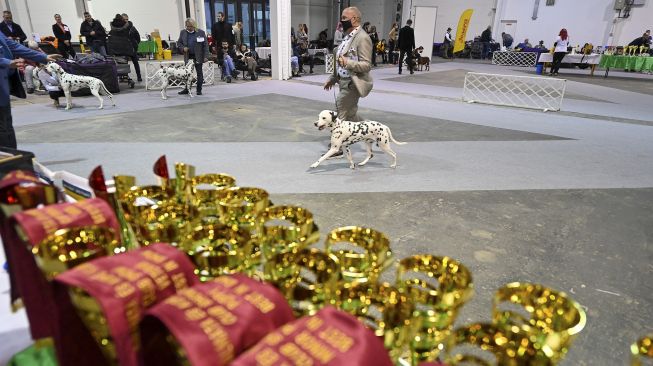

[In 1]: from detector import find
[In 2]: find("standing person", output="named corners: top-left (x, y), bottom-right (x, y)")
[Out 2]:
top-left (80, 12), bottom-right (107, 56)
top-left (177, 18), bottom-right (208, 95)
top-left (0, 33), bottom-right (60, 148)
top-left (333, 22), bottom-right (343, 50)
top-left (388, 22), bottom-right (398, 64)
top-left (369, 25), bottom-right (379, 67)
top-left (233, 21), bottom-right (243, 48)
top-left (122, 14), bottom-right (141, 64)
top-left (480, 26), bottom-right (492, 59)
top-left (551, 28), bottom-right (569, 76)
top-left (397, 19), bottom-right (415, 75)
top-left (0, 11), bottom-right (27, 43)
top-left (108, 14), bottom-right (142, 82)
top-left (211, 12), bottom-right (234, 53)
top-left (501, 32), bottom-right (513, 49)
top-left (52, 14), bottom-right (76, 59)
top-left (323, 6), bottom-right (373, 122)
top-left (442, 27), bottom-right (453, 59)
top-left (550, 28), bottom-right (569, 76)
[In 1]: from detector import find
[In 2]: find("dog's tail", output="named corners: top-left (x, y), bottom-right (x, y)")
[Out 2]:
top-left (388, 128), bottom-right (407, 145)
top-left (99, 82), bottom-right (114, 98)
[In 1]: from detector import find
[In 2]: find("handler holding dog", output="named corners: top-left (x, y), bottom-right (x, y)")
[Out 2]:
top-left (177, 18), bottom-right (208, 96)
top-left (323, 6), bottom-right (373, 122)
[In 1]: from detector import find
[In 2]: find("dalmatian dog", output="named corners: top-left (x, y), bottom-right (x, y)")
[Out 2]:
top-left (154, 60), bottom-right (197, 100)
top-left (311, 110), bottom-right (407, 169)
top-left (46, 62), bottom-right (115, 110)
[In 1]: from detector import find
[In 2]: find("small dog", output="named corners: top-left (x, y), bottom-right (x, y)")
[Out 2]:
top-left (311, 110), bottom-right (407, 169)
top-left (417, 56), bottom-right (430, 71)
top-left (154, 60), bottom-right (197, 100)
top-left (46, 62), bottom-right (115, 110)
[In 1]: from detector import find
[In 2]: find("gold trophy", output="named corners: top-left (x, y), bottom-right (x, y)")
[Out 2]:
top-left (492, 282), bottom-right (586, 362)
top-left (269, 248), bottom-right (340, 316)
top-left (631, 334), bottom-right (653, 366)
top-left (442, 322), bottom-right (554, 365)
top-left (259, 205), bottom-right (320, 281)
top-left (181, 222), bottom-right (253, 281)
top-left (396, 255), bottom-right (474, 364)
top-left (333, 281), bottom-right (413, 359)
top-left (215, 187), bottom-right (270, 229)
top-left (190, 173), bottom-right (236, 223)
top-left (324, 226), bottom-right (393, 284)
top-left (32, 226), bottom-right (119, 280)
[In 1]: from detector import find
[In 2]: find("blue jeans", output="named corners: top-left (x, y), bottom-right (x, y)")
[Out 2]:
top-left (482, 42), bottom-right (490, 59)
top-left (90, 43), bottom-right (107, 57)
top-left (223, 56), bottom-right (235, 77)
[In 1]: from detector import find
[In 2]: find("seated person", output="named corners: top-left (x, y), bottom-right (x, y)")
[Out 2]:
top-left (534, 40), bottom-right (547, 50)
top-left (317, 28), bottom-right (329, 49)
top-left (217, 41), bottom-right (238, 82)
top-left (291, 55), bottom-right (300, 77)
top-left (628, 34), bottom-right (651, 47)
top-left (235, 44), bottom-right (258, 80)
top-left (23, 40), bottom-right (45, 93)
top-left (292, 42), bottom-right (314, 74)
top-left (36, 65), bottom-right (64, 108)
top-left (376, 39), bottom-right (387, 63)
top-left (516, 38), bottom-right (532, 49)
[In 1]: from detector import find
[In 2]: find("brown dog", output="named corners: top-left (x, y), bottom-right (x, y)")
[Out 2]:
top-left (417, 56), bottom-right (430, 71)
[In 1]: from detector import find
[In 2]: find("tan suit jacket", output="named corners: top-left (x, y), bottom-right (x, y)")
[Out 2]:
top-left (329, 28), bottom-right (374, 97)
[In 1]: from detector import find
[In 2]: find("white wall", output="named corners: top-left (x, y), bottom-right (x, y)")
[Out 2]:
top-left (4, 0), bottom-right (186, 43)
top-left (291, 0), bottom-right (331, 41)
top-left (496, 0), bottom-right (653, 48)
top-left (350, 0), bottom-right (392, 39)
top-left (402, 0), bottom-right (496, 45)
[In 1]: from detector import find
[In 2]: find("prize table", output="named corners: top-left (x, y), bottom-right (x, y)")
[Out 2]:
top-left (537, 53), bottom-right (601, 76)
top-left (599, 55), bottom-right (653, 77)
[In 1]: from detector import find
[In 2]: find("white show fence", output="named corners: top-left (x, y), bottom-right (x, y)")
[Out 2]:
top-left (492, 51), bottom-right (539, 67)
top-left (463, 72), bottom-right (566, 112)
top-left (325, 54), bottom-right (335, 74)
top-left (145, 61), bottom-right (215, 90)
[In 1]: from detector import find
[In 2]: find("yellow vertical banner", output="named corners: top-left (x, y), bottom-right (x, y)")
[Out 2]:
top-left (453, 9), bottom-right (474, 53)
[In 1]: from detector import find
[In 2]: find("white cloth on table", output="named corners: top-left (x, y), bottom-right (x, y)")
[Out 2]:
top-left (257, 47), bottom-right (271, 59)
top-left (538, 53), bottom-right (601, 64)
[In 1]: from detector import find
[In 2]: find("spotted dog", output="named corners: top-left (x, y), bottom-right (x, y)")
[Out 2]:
top-left (155, 60), bottom-right (197, 100)
top-left (45, 62), bottom-right (115, 110)
top-left (311, 110), bottom-right (407, 169)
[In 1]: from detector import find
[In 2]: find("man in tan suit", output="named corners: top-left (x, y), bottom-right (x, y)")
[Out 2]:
top-left (324, 6), bottom-right (373, 122)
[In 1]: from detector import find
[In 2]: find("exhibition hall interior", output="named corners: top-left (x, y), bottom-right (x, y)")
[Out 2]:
top-left (0, 0), bottom-right (651, 365)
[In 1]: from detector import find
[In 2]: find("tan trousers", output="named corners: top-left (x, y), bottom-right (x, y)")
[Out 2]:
top-left (336, 78), bottom-right (362, 122)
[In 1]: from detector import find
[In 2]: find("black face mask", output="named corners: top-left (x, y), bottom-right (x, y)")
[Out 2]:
top-left (341, 19), bottom-right (353, 32)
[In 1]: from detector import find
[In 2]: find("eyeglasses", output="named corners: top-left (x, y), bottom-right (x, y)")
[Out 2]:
top-left (340, 16), bottom-right (358, 21)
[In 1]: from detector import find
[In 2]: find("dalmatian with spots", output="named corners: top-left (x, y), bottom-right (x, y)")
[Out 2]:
top-left (46, 62), bottom-right (115, 110)
top-left (311, 110), bottom-right (407, 169)
top-left (154, 60), bottom-right (197, 100)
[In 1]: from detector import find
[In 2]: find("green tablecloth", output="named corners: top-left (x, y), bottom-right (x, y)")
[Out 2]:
top-left (8, 343), bottom-right (57, 366)
top-left (137, 40), bottom-right (157, 54)
top-left (599, 55), bottom-right (653, 72)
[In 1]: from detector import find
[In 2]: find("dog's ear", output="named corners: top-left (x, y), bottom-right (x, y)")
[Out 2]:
top-left (329, 111), bottom-right (337, 122)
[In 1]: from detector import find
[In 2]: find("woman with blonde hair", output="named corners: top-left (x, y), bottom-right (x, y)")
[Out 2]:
top-left (297, 23), bottom-right (309, 48)
top-left (233, 21), bottom-right (243, 47)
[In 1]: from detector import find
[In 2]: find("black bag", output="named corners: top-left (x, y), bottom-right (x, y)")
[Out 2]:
top-left (9, 71), bottom-right (26, 99)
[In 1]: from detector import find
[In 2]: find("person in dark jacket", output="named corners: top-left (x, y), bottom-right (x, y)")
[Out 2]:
top-left (108, 14), bottom-right (142, 82)
top-left (1, 11), bottom-right (27, 43)
top-left (1, 33), bottom-right (60, 148)
top-left (397, 19), bottom-right (415, 74)
top-left (211, 12), bottom-right (234, 53)
top-left (122, 14), bottom-right (141, 54)
top-left (52, 14), bottom-right (76, 59)
top-left (80, 12), bottom-right (107, 56)
top-left (369, 25), bottom-right (379, 66)
top-left (480, 26), bottom-right (492, 59)
top-left (177, 18), bottom-right (209, 94)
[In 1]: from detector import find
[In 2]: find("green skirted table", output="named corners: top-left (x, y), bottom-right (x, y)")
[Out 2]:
top-left (599, 55), bottom-right (653, 77)
top-left (137, 40), bottom-right (158, 59)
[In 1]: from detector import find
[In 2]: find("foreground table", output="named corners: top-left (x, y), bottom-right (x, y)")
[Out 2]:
top-left (538, 53), bottom-right (601, 76)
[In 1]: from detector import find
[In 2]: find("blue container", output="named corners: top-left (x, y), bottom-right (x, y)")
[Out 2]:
top-left (536, 63), bottom-right (544, 75)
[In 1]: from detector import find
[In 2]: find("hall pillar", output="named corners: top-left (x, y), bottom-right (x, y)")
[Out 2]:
top-left (270, 0), bottom-right (292, 80)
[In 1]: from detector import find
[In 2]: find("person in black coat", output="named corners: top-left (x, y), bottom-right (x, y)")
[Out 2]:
top-left (480, 26), bottom-right (492, 59)
top-left (1, 11), bottom-right (27, 43)
top-left (397, 19), bottom-right (415, 74)
top-left (108, 14), bottom-right (142, 81)
top-left (52, 14), bottom-right (76, 59)
top-left (211, 12), bottom-right (234, 54)
top-left (80, 12), bottom-right (107, 56)
top-left (122, 14), bottom-right (141, 54)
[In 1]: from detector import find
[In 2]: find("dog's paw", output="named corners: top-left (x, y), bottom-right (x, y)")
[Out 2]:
top-left (310, 162), bottom-right (319, 168)
top-left (350, 164), bottom-right (356, 170)
top-left (98, 106), bottom-right (104, 110)
top-left (390, 163), bottom-right (397, 169)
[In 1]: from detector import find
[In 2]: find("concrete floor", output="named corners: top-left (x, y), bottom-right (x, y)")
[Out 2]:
top-left (2, 58), bottom-right (653, 365)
